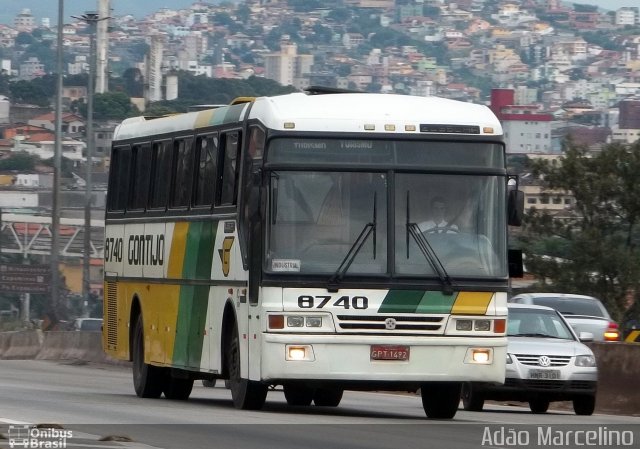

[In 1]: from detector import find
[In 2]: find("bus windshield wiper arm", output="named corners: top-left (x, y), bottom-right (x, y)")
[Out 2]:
top-left (328, 193), bottom-right (377, 292)
top-left (407, 223), bottom-right (454, 295)
top-left (405, 191), bottom-right (454, 295)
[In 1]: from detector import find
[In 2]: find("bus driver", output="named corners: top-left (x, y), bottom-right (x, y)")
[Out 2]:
top-left (419, 196), bottom-right (458, 234)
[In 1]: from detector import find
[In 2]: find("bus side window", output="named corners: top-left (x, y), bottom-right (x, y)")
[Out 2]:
top-left (108, 146), bottom-right (131, 212)
top-left (171, 136), bottom-right (194, 208)
top-left (129, 143), bottom-right (152, 211)
top-left (149, 140), bottom-right (172, 209)
top-left (194, 134), bottom-right (218, 207)
top-left (218, 131), bottom-right (240, 206)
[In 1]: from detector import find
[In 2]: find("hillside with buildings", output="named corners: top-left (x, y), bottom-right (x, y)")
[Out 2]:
top-left (0, 0), bottom-right (639, 307)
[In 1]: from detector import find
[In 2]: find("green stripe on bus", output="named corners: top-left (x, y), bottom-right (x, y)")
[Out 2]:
top-left (173, 221), bottom-right (217, 368)
top-left (223, 103), bottom-right (247, 123)
top-left (415, 291), bottom-right (457, 314)
top-left (207, 103), bottom-right (246, 126)
top-left (378, 290), bottom-right (425, 313)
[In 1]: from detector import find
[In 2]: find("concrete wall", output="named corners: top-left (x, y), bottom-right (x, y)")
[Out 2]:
top-left (588, 342), bottom-right (640, 415)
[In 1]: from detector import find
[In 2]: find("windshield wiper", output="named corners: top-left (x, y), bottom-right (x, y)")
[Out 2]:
top-left (406, 191), bottom-right (454, 295)
top-left (328, 193), bottom-right (377, 292)
top-left (511, 333), bottom-right (563, 339)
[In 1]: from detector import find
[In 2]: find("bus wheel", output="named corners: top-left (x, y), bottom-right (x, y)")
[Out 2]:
top-left (164, 377), bottom-right (194, 400)
top-left (227, 322), bottom-right (268, 410)
top-left (420, 382), bottom-right (461, 419)
top-left (313, 387), bottom-right (343, 407)
top-left (202, 379), bottom-right (217, 388)
top-left (283, 384), bottom-right (315, 406)
top-left (132, 317), bottom-right (165, 398)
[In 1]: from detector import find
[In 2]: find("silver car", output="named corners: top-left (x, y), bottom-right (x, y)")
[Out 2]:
top-left (461, 304), bottom-right (598, 415)
top-left (508, 293), bottom-right (620, 342)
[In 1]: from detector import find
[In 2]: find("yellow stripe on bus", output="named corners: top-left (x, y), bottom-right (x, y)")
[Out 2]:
top-left (451, 292), bottom-right (493, 315)
top-left (195, 109), bottom-right (216, 129)
top-left (167, 222), bottom-right (189, 278)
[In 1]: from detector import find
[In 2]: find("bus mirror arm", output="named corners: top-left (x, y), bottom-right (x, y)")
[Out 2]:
top-left (507, 175), bottom-right (524, 226)
top-left (248, 168), bottom-right (263, 222)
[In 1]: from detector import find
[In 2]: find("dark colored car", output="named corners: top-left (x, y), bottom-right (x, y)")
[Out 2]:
top-left (507, 293), bottom-right (620, 342)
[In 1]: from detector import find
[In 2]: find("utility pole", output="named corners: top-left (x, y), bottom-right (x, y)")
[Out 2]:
top-left (72, 12), bottom-right (108, 318)
top-left (50, 0), bottom-right (64, 325)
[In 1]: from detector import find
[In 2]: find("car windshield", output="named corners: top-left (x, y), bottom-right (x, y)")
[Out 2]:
top-left (531, 297), bottom-right (607, 318)
top-left (507, 308), bottom-right (575, 339)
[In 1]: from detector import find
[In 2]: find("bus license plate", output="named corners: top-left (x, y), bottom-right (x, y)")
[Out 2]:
top-left (370, 345), bottom-right (410, 361)
top-left (529, 369), bottom-right (560, 380)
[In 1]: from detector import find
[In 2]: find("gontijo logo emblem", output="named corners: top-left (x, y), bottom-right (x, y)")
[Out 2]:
top-left (218, 236), bottom-right (234, 277)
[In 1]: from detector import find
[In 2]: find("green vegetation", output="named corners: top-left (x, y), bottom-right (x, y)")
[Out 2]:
top-left (518, 139), bottom-right (640, 322)
top-left (0, 153), bottom-right (38, 171)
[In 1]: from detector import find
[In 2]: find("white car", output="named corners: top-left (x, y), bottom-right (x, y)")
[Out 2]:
top-left (461, 304), bottom-right (598, 415)
top-left (508, 293), bottom-right (620, 342)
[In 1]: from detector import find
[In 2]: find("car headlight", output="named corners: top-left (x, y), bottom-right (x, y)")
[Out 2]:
top-left (506, 353), bottom-right (513, 364)
top-left (575, 354), bottom-right (596, 367)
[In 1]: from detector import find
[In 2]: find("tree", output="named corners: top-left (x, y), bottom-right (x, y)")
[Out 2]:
top-left (520, 139), bottom-right (640, 321)
top-left (15, 32), bottom-right (35, 46)
top-left (121, 68), bottom-right (144, 97)
top-left (0, 153), bottom-right (38, 171)
top-left (79, 91), bottom-right (139, 120)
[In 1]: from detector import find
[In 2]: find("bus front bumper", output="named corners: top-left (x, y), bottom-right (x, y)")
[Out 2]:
top-left (260, 334), bottom-right (507, 384)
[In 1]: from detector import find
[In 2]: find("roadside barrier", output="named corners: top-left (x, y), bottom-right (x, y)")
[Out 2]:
top-left (588, 342), bottom-right (640, 415)
top-left (1, 330), bottom-right (43, 359)
top-left (0, 331), bottom-right (16, 358)
top-left (1, 330), bottom-right (123, 364)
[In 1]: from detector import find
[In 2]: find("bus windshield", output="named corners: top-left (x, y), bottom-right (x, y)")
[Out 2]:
top-left (265, 139), bottom-right (507, 279)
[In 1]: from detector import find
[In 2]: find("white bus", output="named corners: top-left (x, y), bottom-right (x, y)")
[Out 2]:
top-left (103, 89), bottom-right (523, 419)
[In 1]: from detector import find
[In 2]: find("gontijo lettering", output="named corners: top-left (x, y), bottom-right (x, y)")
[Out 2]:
top-left (128, 234), bottom-right (165, 266)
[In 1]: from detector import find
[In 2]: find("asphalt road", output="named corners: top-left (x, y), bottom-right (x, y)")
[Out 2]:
top-left (0, 360), bottom-right (638, 449)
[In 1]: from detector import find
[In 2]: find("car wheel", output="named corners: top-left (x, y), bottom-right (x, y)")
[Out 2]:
top-left (529, 397), bottom-right (550, 414)
top-left (461, 382), bottom-right (484, 412)
top-left (573, 395), bottom-right (596, 416)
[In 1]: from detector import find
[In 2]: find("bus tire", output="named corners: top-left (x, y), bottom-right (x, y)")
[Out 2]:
top-left (461, 382), bottom-right (484, 411)
top-left (164, 377), bottom-right (194, 400)
top-left (202, 379), bottom-right (217, 388)
top-left (283, 384), bottom-right (315, 406)
top-left (420, 382), bottom-right (461, 419)
top-left (132, 317), bottom-right (165, 398)
top-left (313, 387), bottom-right (343, 407)
top-left (227, 322), bottom-right (268, 410)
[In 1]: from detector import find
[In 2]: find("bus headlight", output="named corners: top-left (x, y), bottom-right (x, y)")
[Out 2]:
top-left (287, 316), bottom-right (304, 327)
top-left (268, 314), bottom-right (332, 332)
top-left (306, 317), bottom-right (322, 327)
top-left (456, 320), bottom-right (473, 331)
